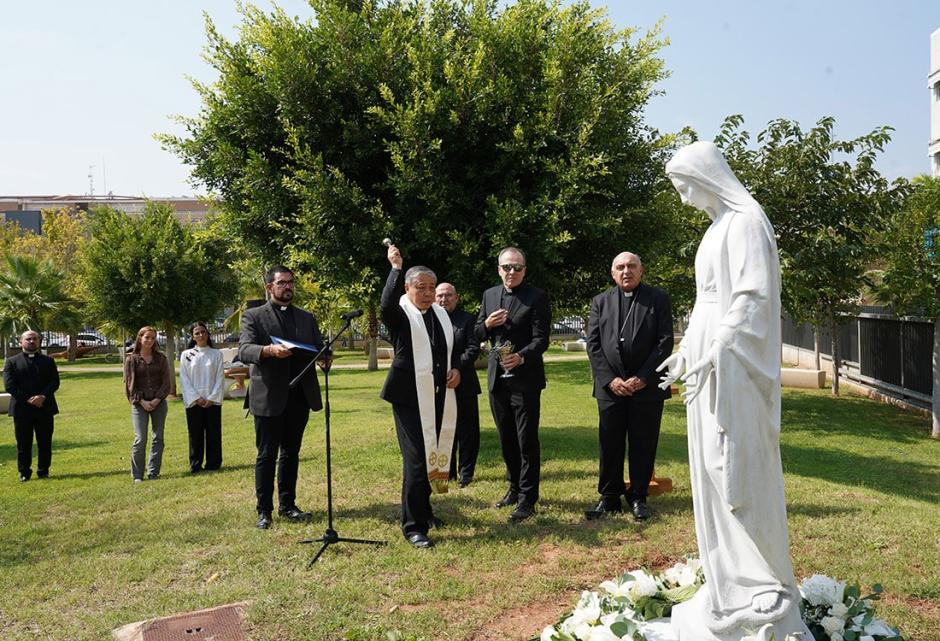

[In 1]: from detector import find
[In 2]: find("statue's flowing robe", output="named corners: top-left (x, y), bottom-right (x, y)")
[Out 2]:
top-left (666, 142), bottom-right (809, 639)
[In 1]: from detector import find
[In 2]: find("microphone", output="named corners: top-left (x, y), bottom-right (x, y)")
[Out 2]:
top-left (382, 238), bottom-right (393, 247)
top-left (341, 309), bottom-right (363, 321)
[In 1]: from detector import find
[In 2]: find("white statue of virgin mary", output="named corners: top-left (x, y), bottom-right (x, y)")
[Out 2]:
top-left (658, 142), bottom-right (811, 640)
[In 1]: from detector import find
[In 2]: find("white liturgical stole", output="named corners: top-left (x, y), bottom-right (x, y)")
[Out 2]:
top-left (399, 295), bottom-right (457, 493)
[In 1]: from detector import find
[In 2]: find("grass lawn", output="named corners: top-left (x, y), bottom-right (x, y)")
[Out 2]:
top-left (0, 360), bottom-right (937, 640)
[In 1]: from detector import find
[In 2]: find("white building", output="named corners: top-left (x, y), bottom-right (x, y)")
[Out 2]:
top-left (930, 28), bottom-right (940, 177)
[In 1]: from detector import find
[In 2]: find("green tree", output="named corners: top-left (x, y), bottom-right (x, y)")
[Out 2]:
top-left (877, 175), bottom-right (940, 439)
top-left (162, 0), bottom-right (674, 368)
top-left (80, 202), bottom-right (239, 395)
top-left (13, 208), bottom-right (90, 361)
top-left (716, 115), bottom-right (906, 395)
top-left (0, 254), bottom-right (78, 359)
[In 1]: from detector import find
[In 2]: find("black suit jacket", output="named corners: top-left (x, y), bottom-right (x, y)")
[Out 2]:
top-left (449, 308), bottom-right (481, 399)
top-left (587, 283), bottom-right (674, 404)
top-left (474, 282), bottom-right (550, 392)
top-left (238, 301), bottom-right (325, 417)
top-left (3, 351), bottom-right (60, 418)
top-left (379, 268), bottom-right (453, 408)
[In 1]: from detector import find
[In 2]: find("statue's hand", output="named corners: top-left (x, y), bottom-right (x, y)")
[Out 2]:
top-left (656, 351), bottom-right (686, 390)
top-left (680, 353), bottom-right (714, 405)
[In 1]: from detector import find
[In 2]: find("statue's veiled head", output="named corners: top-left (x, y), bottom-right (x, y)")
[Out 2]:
top-left (666, 141), bottom-right (757, 220)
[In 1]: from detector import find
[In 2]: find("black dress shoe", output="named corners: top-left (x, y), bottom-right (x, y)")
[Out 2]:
top-left (37, 471), bottom-right (49, 479)
top-left (279, 505), bottom-right (313, 522)
top-left (495, 489), bottom-right (519, 508)
top-left (429, 515), bottom-right (445, 529)
top-left (585, 498), bottom-right (623, 520)
top-left (406, 532), bottom-right (434, 548)
top-left (631, 500), bottom-right (651, 521)
top-left (256, 511), bottom-right (273, 529)
top-left (458, 477), bottom-right (472, 488)
top-left (508, 502), bottom-right (535, 522)
top-left (19, 474), bottom-right (29, 482)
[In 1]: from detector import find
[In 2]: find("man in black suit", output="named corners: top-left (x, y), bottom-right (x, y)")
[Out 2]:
top-left (380, 244), bottom-right (462, 548)
top-left (475, 247), bottom-right (550, 522)
top-left (3, 330), bottom-right (60, 482)
top-left (435, 283), bottom-right (481, 487)
top-left (238, 265), bottom-right (330, 529)
top-left (586, 252), bottom-right (673, 521)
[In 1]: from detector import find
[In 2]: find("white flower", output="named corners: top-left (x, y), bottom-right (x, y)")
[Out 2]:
top-left (828, 602), bottom-right (849, 618)
top-left (661, 564), bottom-right (683, 586)
top-left (830, 633), bottom-right (843, 641)
top-left (585, 624), bottom-right (620, 641)
top-left (859, 636), bottom-right (875, 641)
top-left (560, 592), bottom-right (603, 638)
top-left (626, 570), bottom-right (659, 600)
top-left (800, 575), bottom-right (846, 606)
top-left (540, 625), bottom-right (558, 641)
top-left (599, 579), bottom-right (631, 599)
top-left (820, 615), bottom-right (845, 635)
top-left (852, 616), bottom-right (897, 638)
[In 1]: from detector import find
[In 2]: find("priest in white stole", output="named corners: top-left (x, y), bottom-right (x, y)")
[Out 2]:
top-left (380, 244), bottom-right (461, 549)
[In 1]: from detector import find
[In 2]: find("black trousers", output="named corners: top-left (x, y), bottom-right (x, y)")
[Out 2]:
top-left (597, 399), bottom-right (664, 502)
top-left (254, 389), bottom-right (310, 513)
top-left (14, 415), bottom-right (54, 478)
top-left (185, 404), bottom-right (222, 472)
top-left (489, 383), bottom-right (541, 505)
top-left (449, 394), bottom-right (480, 482)
top-left (392, 398), bottom-right (443, 537)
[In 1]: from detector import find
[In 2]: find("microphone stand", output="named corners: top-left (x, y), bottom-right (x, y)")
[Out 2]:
top-left (293, 316), bottom-right (385, 566)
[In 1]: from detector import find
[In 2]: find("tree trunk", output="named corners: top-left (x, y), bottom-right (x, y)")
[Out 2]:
top-left (67, 330), bottom-right (78, 363)
top-left (829, 313), bottom-right (840, 396)
top-left (367, 303), bottom-right (378, 371)
top-left (813, 327), bottom-right (821, 370)
top-left (164, 322), bottom-right (178, 397)
top-left (932, 317), bottom-right (940, 439)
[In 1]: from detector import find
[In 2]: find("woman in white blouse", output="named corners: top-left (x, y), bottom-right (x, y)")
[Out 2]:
top-left (179, 322), bottom-right (225, 473)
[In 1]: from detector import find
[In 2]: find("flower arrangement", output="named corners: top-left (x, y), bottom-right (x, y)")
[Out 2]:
top-left (536, 562), bottom-right (904, 641)
top-left (798, 575), bottom-right (903, 641)
top-left (538, 558), bottom-right (704, 641)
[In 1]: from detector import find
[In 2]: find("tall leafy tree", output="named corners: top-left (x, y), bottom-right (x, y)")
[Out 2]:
top-left (81, 202), bottom-right (239, 394)
top-left (0, 255), bottom-right (78, 359)
top-left (877, 175), bottom-right (940, 439)
top-left (716, 115), bottom-right (907, 395)
top-left (13, 208), bottom-right (90, 361)
top-left (162, 0), bottom-right (675, 367)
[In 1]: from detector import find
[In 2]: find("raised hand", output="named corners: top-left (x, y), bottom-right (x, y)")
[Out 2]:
top-left (387, 244), bottom-right (403, 270)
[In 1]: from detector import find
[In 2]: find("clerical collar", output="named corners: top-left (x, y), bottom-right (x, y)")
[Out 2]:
top-left (503, 287), bottom-right (515, 295)
top-left (623, 291), bottom-right (633, 298)
top-left (279, 306), bottom-right (288, 311)
top-left (26, 352), bottom-right (36, 358)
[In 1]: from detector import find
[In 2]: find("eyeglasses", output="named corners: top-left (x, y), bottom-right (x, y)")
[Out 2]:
top-left (500, 264), bottom-right (526, 273)
top-left (273, 280), bottom-right (295, 287)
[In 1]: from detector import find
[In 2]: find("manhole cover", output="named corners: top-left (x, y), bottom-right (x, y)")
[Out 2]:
top-left (114, 603), bottom-right (247, 641)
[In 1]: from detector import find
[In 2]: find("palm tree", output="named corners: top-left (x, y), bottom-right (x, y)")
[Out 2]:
top-left (0, 254), bottom-right (80, 356)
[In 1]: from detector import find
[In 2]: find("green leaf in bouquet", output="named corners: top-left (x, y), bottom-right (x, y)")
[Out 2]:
top-left (843, 630), bottom-right (857, 641)
top-left (660, 584), bottom-right (699, 604)
top-left (845, 584), bottom-right (861, 600)
top-left (610, 620), bottom-right (636, 637)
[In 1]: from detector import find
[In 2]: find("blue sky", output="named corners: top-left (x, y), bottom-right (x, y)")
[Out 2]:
top-left (1, 1), bottom-right (938, 196)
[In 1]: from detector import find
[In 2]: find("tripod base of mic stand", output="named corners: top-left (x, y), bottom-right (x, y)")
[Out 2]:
top-left (299, 527), bottom-right (386, 566)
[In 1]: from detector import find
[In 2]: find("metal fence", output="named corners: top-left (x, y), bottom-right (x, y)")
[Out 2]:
top-left (782, 311), bottom-right (934, 407)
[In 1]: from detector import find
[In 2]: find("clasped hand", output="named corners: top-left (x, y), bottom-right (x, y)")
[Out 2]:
top-left (656, 348), bottom-right (714, 405)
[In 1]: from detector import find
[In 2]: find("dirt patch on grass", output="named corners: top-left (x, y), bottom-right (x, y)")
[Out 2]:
top-left (466, 594), bottom-right (573, 641)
